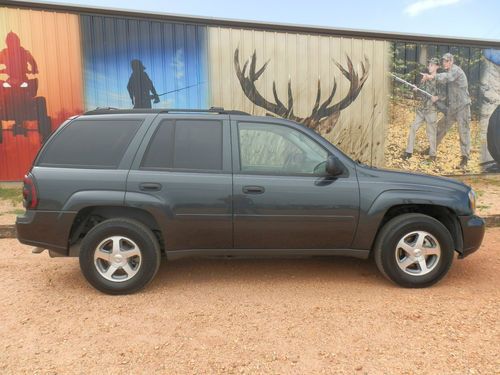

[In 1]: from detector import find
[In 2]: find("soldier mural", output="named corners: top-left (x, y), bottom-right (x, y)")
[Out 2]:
top-left (403, 57), bottom-right (446, 162)
top-left (422, 53), bottom-right (472, 167)
top-left (127, 59), bottom-right (160, 109)
top-left (0, 31), bottom-right (51, 144)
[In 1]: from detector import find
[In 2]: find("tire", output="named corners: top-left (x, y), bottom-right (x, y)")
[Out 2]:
top-left (79, 218), bottom-right (161, 295)
top-left (487, 105), bottom-right (500, 165)
top-left (374, 213), bottom-right (454, 288)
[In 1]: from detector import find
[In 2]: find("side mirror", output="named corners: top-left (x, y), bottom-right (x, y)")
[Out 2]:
top-left (326, 155), bottom-right (343, 176)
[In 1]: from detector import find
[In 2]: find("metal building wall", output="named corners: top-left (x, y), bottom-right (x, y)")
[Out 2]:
top-left (0, 7), bottom-right (83, 180)
top-left (80, 15), bottom-right (209, 110)
top-left (0, 2), bottom-right (498, 180)
top-left (207, 27), bottom-right (390, 165)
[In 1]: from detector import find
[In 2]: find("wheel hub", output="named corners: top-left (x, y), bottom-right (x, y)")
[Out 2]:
top-left (93, 236), bottom-right (142, 282)
top-left (112, 253), bottom-right (124, 264)
top-left (395, 230), bottom-right (441, 276)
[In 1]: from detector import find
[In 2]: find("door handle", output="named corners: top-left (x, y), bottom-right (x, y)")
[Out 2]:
top-left (242, 185), bottom-right (265, 194)
top-left (139, 182), bottom-right (162, 192)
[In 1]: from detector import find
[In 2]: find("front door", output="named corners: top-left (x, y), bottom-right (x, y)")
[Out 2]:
top-left (232, 120), bottom-right (359, 249)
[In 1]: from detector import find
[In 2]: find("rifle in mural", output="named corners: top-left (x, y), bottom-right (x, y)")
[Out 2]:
top-left (390, 73), bottom-right (448, 114)
top-left (153, 82), bottom-right (205, 98)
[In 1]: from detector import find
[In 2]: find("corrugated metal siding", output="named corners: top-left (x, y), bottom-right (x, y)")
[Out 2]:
top-left (208, 27), bottom-right (389, 165)
top-left (0, 7), bottom-right (83, 181)
top-left (0, 3), bottom-right (497, 180)
top-left (80, 15), bottom-right (208, 111)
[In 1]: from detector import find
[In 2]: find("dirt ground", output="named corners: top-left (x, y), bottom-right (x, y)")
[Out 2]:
top-left (0, 198), bottom-right (22, 225)
top-left (461, 175), bottom-right (500, 217)
top-left (0, 228), bottom-right (499, 374)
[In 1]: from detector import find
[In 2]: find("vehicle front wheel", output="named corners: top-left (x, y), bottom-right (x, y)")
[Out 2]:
top-left (79, 218), bottom-right (161, 294)
top-left (374, 213), bottom-right (454, 288)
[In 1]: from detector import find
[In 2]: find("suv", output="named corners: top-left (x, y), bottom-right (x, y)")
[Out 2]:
top-left (16, 108), bottom-right (485, 294)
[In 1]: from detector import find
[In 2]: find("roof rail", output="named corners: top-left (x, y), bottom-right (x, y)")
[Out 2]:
top-left (83, 106), bottom-right (250, 115)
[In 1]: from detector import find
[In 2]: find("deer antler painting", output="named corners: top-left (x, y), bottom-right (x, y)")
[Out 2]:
top-left (234, 48), bottom-right (370, 134)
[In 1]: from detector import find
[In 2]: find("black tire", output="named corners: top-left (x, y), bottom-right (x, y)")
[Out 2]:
top-left (79, 218), bottom-right (161, 295)
top-left (374, 213), bottom-right (454, 288)
top-left (487, 105), bottom-right (500, 165)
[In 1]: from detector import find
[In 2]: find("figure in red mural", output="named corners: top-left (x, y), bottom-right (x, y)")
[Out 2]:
top-left (127, 59), bottom-right (160, 109)
top-left (0, 31), bottom-right (38, 80)
top-left (0, 31), bottom-right (51, 144)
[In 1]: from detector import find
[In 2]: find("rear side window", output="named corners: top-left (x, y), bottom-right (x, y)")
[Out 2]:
top-left (141, 119), bottom-right (223, 171)
top-left (38, 119), bottom-right (143, 168)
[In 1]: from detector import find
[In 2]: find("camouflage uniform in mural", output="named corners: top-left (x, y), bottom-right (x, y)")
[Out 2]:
top-left (434, 53), bottom-right (472, 164)
top-left (405, 59), bottom-right (446, 159)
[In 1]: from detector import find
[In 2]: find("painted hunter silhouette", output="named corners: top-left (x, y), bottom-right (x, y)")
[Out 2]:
top-left (127, 59), bottom-right (160, 109)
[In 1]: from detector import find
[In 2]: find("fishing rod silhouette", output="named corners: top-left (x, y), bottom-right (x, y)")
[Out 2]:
top-left (151, 82), bottom-right (205, 99)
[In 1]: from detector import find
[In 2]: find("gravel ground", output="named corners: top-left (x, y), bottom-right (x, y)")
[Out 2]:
top-left (0, 199), bottom-right (21, 225)
top-left (0, 230), bottom-right (499, 374)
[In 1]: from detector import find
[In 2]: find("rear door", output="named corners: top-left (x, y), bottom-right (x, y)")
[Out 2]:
top-left (126, 114), bottom-right (233, 250)
top-left (231, 117), bottom-right (359, 250)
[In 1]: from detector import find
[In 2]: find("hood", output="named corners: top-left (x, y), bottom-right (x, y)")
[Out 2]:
top-left (355, 163), bottom-right (470, 194)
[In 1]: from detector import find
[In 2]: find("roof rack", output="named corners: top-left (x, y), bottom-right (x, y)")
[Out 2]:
top-left (83, 106), bottom-right (250, 116)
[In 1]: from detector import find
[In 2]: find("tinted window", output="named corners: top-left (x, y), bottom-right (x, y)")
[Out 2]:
top-left (238, 122), bottom-right (328, 175)
top-left (142, 119), bottom-right (223, 171)
top-left (38, 119), bottom-right (143, 168)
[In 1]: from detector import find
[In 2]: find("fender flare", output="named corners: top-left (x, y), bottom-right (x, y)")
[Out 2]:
top-left (351, 189), bottom-right (463, 250)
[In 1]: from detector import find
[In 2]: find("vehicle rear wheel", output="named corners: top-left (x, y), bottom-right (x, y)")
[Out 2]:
top-left (79, 218), bottom-right (161, 294)
top-left (374, 213), bottom-right (454, 288)
top-left (487, 105), bottom-right (500, 165)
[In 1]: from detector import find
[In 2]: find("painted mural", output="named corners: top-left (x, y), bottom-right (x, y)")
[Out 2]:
top-left (0, 8), bottom-right (83, 180)
top-left (233, 48), bottom-right (370, 135)
top-left (0, 5), bottom-right (498, 181)
top-left (207, 28), bottom-right (389, 167)
top-left (80, 15), bottom-right (208, 110)
top-left (387, 43), bottom-right (500, 175)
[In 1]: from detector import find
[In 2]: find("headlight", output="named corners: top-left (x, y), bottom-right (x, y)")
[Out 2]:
top-left (20, 82), bottom-right (28, 88)
top-left (468, 189), bottom-right (476, 213)
top-left (2, 81), bottom-right (11, 88)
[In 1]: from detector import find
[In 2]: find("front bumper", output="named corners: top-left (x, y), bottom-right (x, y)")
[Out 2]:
top-left (458, 215), bottom-right (485, 258)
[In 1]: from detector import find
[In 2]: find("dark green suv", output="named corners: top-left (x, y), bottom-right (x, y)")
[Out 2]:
top-left (16, 108), bottom-right (485, 294)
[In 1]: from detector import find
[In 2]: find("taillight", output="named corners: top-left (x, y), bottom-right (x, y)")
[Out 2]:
top-left (23, 173), bottom-right (38, 209)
